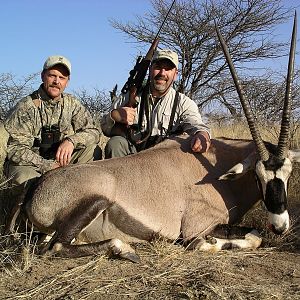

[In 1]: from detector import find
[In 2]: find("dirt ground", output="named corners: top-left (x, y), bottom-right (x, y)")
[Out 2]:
top-left (0, 238), bottom-right (299, 300)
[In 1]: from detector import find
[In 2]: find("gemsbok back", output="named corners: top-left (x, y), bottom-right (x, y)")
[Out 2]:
top-left (9, 13), bottom-right (300, 262)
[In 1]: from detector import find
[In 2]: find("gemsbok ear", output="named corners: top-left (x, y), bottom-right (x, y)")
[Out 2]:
top-left (289, 150), bottom-right (300, 162)
top-left (219, 152), bottom-right (257, 180)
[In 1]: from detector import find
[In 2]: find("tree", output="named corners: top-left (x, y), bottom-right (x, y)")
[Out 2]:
top-left (243, 69), bottom-right (300, 145)
top-left (73, 88), bottom-right (111, 125)
top-left (110, 0), bottom-right (294, 114)
top-left (0, 72), bottom-right (39, 122)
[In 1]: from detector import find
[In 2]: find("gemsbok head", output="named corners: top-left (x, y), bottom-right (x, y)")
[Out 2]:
top-left (215, 11), bottom-right (299, 235)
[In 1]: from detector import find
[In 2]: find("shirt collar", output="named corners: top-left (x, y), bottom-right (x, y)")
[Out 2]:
top-left (150, 87), bottom-right (174, 105)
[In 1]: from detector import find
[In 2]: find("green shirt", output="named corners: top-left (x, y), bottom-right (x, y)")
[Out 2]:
top-left (5, 85), bottom-right (100, 173)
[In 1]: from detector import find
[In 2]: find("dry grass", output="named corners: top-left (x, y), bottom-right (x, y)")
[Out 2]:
top-left (0, 240), bottom-right (299, 299)
top-left (212, 121), bottom-right (300, 149)
top-left (0, 122), bottom-right (299, 299)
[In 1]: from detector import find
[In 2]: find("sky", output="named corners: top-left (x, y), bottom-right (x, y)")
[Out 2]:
top-left (0, 0), bottom-right (152, 94)
top-left (0, 0), bottom-right (298, 95)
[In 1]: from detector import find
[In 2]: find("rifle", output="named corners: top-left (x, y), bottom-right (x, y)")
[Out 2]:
top-left (113, 0), bottom-right (176, 145)
top-left (121, 40), bottom-right (158, 108)
top-left (121, 0), bottom-right (176, 108)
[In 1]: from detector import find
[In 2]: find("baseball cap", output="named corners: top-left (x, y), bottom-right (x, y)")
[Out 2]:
top-left (152, 49), bottom-right (179, 69)
top-left (43, 55), bottom-right (71, 75)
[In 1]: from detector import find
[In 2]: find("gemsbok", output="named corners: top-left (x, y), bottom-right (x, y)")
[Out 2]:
top-left (8, 13), bottom-right (300, 262)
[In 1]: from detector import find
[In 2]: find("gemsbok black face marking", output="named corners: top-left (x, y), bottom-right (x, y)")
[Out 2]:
top-left (215, 12), bottom-right (297, 234)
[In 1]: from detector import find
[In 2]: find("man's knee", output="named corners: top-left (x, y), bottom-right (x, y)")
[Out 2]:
top-left (71, 144), bottom-right (102, 164)
top-left (105, 136), bottom-right (136, 158)
top-left (5, 163), bottom-right (41, 186)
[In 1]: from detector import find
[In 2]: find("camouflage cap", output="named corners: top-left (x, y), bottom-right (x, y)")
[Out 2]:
top-left (43, 55), bottom-right (71, 75)
top-left (152, 49), bottom-right (179, 69)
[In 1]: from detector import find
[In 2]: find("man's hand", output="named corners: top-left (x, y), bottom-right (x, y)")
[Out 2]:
top-left (191, 131), bottom-right (211, 153)
top-left (111, 107), bottom-right (137, 126)
top-left (55, 139), bottom-right (75, 167)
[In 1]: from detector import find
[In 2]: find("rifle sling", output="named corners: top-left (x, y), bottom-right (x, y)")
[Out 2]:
top-left (137, 82), bottom-right (149, 130)
top-left (166, 90), bottom-right (179, 136)
top-left (138, 89), bottom-right (179, 137)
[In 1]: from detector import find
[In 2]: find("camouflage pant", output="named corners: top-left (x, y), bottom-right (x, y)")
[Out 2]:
top-left (104, 136), bottom-right (138, 158)
top-left (104, 135), bottom-right (163, 158)
top-left (5, 144), bottom-right (102, 186)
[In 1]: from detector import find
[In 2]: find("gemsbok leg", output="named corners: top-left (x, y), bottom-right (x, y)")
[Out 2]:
top-left (38, 197), bottom-right (140, 262)
top-left (186, 225), bottom-right (262, 251)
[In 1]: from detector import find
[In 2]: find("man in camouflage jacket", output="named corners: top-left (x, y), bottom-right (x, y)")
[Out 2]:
top-left (4, 55), bottom-right (101, 186)
top-left (101, 49), bottom-right (211, 158)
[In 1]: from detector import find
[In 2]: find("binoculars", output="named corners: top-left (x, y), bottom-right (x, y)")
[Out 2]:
top-left (34, 124), bottom-right (61, 159)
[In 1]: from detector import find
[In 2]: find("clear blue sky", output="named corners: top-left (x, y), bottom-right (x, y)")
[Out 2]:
top-left (0, 0), bottom-right (152, 93)
top-left (0, 0), bottom-right (298, 94)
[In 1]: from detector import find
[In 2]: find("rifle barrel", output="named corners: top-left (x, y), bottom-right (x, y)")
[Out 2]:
top-left (154, 0), bottom-right (176, 40)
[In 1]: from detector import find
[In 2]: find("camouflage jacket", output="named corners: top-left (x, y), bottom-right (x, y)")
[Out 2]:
top-left (101, 86), bottom-right (210, 138)
top-left (5, 85), bottom-right (100, 173)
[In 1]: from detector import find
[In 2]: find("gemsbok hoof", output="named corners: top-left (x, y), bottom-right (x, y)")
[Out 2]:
top-left (245, 230), bottom-right (262, 249)
top-left (109, 238), bottom-right (140, 263)
top-left (37, 242), bottom-right (62, 257)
